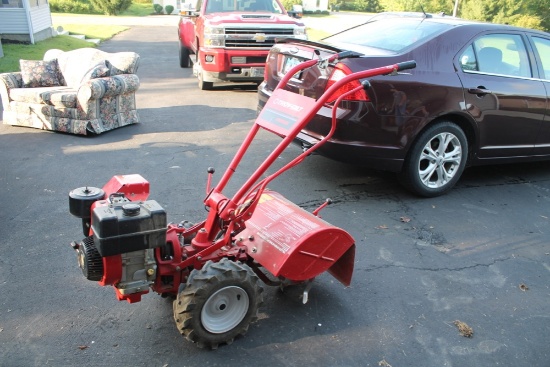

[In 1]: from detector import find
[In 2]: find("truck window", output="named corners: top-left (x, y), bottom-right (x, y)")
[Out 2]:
top-left (204, 0), bottom-right (282, 13)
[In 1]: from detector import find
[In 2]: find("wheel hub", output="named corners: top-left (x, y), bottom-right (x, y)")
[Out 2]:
top-left (201, 286), bottom-right (249, 334)
top-left (419, 132), bottom-right (462, 189)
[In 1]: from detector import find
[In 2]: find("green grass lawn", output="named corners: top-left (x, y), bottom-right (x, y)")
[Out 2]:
top-left (0, 22), bottom-right (129, 73)
top-left (0, 0), bottom-right (151, 73)
top-left (307, 28), bottom-right (330, 41)
top-left (55, 24), bottom-right (129, 41)
top-left (121, 1), bottom-right (156, 16)
top-left (0, 36), bottom-right (95, 73)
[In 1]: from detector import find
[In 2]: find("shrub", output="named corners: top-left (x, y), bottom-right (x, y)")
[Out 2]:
top-left (49, 0), bottom-right (99, 14)
top-left (165, 4), bottom-right (174, 13)
top-left (90, 0), bottom-right (133, 15)
top-left (153, 3), bottom-right (163, 13)
top-left (303, 9), bottom-right (330, 14)
top-left (281, 0), bottom-right (299, 12)
top-left (352, 0), bottom-right (381, 12)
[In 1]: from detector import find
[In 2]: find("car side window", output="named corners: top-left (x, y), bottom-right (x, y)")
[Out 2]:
top-left (459, 34), bottom-right (531, 78)
top-left (532, 37), bottom-right (550, 80)
top-left (459, 45), bottom-right (477, 71)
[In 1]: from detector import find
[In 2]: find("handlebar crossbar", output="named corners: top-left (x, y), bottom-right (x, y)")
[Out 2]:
top-left (211, 55), bottom-right (416, 214)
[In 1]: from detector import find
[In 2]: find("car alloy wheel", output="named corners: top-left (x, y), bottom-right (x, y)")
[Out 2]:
top-left (400, 121), bottom-right (468, 197)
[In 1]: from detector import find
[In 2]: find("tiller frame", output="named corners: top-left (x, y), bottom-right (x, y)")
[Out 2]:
top-left (69, 52), bottom-right (416, 348)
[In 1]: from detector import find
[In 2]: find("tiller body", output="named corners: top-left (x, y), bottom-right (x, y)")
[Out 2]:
top-left (69, 53), bottom-right (416, 348)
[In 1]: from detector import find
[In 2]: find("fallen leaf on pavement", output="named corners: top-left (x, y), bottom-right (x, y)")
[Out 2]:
top-left (78, 345), bottom-right (88, 350)
top-left (400, 216), bottom-right (411, 223)
top-left (519, 283), bottom-right (529, 291)
top-left (453, 320), bottom-right (473, 338)
top-left (379, 359), bottom-right (392, 367)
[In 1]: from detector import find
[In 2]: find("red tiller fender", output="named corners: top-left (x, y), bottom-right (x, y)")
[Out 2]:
top-left (238, 190), bottom-right (355, 286)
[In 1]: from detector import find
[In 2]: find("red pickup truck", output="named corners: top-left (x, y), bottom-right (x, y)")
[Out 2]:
top-left (178, 0), bottom-right (307, 90)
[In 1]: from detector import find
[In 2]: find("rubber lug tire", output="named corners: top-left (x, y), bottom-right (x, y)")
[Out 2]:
top-left (173, 258), bottom-right (263, 349)
top-left (399, 121), bottom-right (467, 197)
top-left (179, 43), bottom-right (190, 68)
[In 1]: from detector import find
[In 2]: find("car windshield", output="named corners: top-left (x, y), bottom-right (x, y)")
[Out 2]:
top-left (324, 18), bottom-right (451, 53)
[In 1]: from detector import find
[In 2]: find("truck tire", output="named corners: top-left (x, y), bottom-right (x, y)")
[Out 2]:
top-left (173, 258), bottom-right (263, 349)
top-left (179, 44), bottom-right (190, 68)
top-left (198, 68), bottom-right (213, 90)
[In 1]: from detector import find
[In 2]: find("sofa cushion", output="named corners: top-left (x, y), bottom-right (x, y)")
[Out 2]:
top-left (51, 49), bottom-right (108, 88)
top-left (10, 87), bottom-right (77, 108)
top-left (80, 61), bottom-right (110, 84)
top-left (105, 53), bottom-right (140, 75)
top-left (20, 59), bottom-right (62, 88)
top-left (44, 48), bottom-right (140, 88)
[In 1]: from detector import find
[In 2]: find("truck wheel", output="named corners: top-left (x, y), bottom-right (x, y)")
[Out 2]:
top-left (179, 44), bottom-right (190, 68)
top-left (198, 68), bottom-right (213, 90)
top-left (173, 258), bottom-right (263, 349)
top-left (399, 121), bottom-right (467, 197)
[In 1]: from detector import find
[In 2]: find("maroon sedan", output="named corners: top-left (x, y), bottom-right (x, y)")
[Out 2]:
top-left (257, 14), bottom-right (550, 197)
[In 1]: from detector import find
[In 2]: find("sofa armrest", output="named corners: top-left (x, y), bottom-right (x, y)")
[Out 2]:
top-left (0, 72), bottom-right (23, 110)
top-left (77, 74), bottom-right (140, 105)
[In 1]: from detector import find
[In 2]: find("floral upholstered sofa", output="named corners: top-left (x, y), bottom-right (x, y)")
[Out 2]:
top-left (0, 48), bottom-right (140, 135)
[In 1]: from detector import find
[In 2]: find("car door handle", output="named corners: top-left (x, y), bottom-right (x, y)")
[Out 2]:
top-left (468, 87), bottom-right (492, 96)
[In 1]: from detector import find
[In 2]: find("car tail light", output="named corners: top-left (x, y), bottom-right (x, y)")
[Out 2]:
top-left (325, 63), bottom-right (369, 103)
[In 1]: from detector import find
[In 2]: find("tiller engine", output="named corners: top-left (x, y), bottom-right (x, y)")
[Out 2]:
top-left (68, 53), bottom-right (416, 348)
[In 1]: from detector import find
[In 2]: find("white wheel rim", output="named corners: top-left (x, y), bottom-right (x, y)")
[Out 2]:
top-left (201, 286), bottom-right (249, 334)
top-left (418, 132), bottom-right (462, 189)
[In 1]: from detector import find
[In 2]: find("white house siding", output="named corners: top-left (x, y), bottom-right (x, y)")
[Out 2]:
top-left (30, 5), bottom-right (52, 32)
top-left (29, 4), bottom-right (53, 41)
top-left (302, 0), bottom-right (328, 11)
top-left (0, 9), bottom-right (29, 33)
top-left (0, 4), bottom-right (52, 42)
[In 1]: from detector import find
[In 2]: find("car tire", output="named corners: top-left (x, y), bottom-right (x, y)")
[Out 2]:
top-left (179, 43), bottom-right (190, 68)
top-left (399, 121), bottom-right (467, 197)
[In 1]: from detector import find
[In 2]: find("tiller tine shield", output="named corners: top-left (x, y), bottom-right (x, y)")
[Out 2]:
top-left (239, 191), bottom-right (355, 286)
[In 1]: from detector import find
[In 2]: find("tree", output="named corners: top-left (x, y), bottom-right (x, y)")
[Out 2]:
top-left (90, 0), bottom-right (133, 15)
top-left (458, 0), bottom-right (487, 21)
top-left (363, 0), bottom-right (548, 32)
top-left (354, 0), bottom-right (382, 12)
top-left (459, 0), bottom-right (546, 31)
top-left (281, 0), bottom-right (298, 11)
top-left (379, 0), bottom-right (452, 13)
top-left (521, 0), bottom-right (549, 31)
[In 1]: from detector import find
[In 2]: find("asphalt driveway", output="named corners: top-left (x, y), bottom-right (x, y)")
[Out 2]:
top-left (1, 18), bottom-right (549, 367)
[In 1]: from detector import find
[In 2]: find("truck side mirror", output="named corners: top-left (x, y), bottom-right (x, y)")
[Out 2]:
top-left (180, 1), bottom-right (198, 15)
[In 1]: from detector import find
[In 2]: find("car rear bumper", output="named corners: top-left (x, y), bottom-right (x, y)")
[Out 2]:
top-left (294, 131), bottom-right (404, 172)
top-left (257, 82), bottom-right (406, 172)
